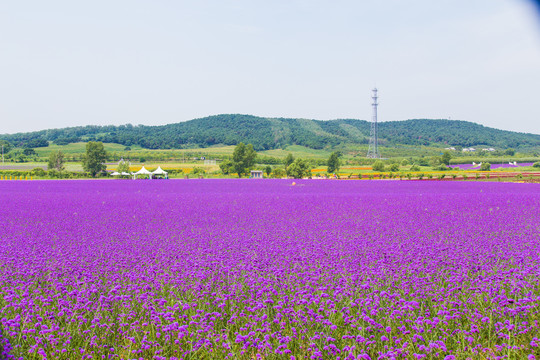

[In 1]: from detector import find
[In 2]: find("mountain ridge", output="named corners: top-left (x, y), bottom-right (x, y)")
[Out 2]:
top-left (1, 114), bottom-right (539, 151)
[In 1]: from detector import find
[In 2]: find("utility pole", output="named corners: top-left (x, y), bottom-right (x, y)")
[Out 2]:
top-left (366, 88), bottom-right (381, 159)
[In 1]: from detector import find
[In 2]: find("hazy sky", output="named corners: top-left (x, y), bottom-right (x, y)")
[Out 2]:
top-left (1, 0), bottom-right (539, 135)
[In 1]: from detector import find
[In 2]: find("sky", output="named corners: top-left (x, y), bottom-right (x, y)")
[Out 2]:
top-left (1, 0), bottom-right (539, 135)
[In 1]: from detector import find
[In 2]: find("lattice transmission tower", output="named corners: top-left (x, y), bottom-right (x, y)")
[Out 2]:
top-left (366, 88), bottom-right (381, 159)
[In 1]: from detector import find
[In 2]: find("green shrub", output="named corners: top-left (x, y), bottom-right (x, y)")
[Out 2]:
top-left (31, 168), bottom-right (46, 176)
top-left (533, 162), bottom-right (540, 168)
top-left (191, 167), bottom-right (206, 176)
top-left (410, 165), bottom-right (420, 171)
top-left (434, 164), bottom-right (450, 171)
top-left (48, 169), bottom-right (60, 178)
top-left (480, 162), bottom-right (491, 171)
top-left (389, 163), bottom-right (399, 172)
top-left (272, 168), bottom-right (286, 178)
top-left (372, 160), bottom-right (385, 172)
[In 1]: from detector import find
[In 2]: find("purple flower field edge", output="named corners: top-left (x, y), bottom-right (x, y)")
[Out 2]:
top-left (1, 180), bottom-right (540, 360)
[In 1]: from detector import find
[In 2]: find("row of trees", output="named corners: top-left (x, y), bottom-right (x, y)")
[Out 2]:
top-left (42, 140), bottom-right (338, 179)
top-left (47, 142), bottom-right (107, 177)
top-left (218, 143), bottom-right (343, 179)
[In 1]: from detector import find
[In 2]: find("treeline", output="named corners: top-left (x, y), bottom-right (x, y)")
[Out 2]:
top-left (1, 114), bottom-right (539, 151)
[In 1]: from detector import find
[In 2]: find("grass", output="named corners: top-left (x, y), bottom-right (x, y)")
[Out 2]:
top-left (17, 141), bottom-right (540, 165)
top-left (33, 142), bottom-right (140, 156)
top-left (259, 145), bottom-right (334, 159)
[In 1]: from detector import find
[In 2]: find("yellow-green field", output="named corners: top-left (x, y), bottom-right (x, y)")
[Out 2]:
top-left (33, 142), bottom-right (143, 156)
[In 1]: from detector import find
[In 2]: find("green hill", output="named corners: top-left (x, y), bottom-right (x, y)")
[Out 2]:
top-left (1, 114), bottom-right (539, 151)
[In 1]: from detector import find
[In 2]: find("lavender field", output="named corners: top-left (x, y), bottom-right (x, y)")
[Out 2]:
top-left (1, 180), bottom-right (540, 360)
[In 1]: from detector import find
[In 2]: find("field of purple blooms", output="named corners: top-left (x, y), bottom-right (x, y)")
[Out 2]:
top-left (1, 180), bottom-right (540, 360)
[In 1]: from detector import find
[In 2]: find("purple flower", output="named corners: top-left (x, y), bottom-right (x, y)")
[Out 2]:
top-left (0, 180), bottom-right (538, 359)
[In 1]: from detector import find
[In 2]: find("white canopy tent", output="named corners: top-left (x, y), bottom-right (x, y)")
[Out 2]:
top-left (111, 171), bottom-right (121, 176)
top-left (121, 172), bottom-right (131, 176)
top-left (151, 166), bottom-right (168, 179)
top-left (133, 166), bottom-right (153, 179)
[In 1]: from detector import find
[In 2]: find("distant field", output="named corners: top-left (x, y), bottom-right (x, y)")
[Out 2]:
top-left (260, 145), bottom-right (333, 159)
top-left (29, 142), bottom-right (474, 160)
top-left (33, 142), bottom-right (139, 156)
top-left (0, 162), bottom-right (84, 171)
top-left (8, 141), bottom-right (540, 171)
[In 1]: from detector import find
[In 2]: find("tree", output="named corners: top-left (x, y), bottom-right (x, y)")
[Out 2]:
top-left (327, 151), bottom-right (341, 173)
top-left (83, 141), bottom-right (107, 177)
top-left (441, 151), bottom-right (452, 165)
top-left (117, 159), bottom-right (130, 174)
top-left (284, 153), bottom-right (294, 168)
top-left (23, 148), bottom-right (37, 156)
top-left (429, 156), bottom-right (442, 167)
top-left (265, 166), bottom-right (272, 177)
top-left (191, 167), bottom-right (206, 176)
top-left (389, 163), bottom-right (399, 172)
top-left (504, 148), bottom-right (515, 156)
top-left (287, 158), bottom-right (311, 179)
top-left (48, 150), bottom-right (65, 172)
top-left (372, 160), bottom-right (385, 172)
top-left (219, 159), bottom-right (234, 175)
top-left (401, 159), bottom-right (409, 166)
top-left (480, 162), bottom-right (491, 171)
top-left (232, 143), bottom-right (257, 178)
top-left (0, 140), bottom-right (12, 154)
top-left (8, 149), bottom-right (28, 163)
top-left (273, 167), bottom-right (286, 178)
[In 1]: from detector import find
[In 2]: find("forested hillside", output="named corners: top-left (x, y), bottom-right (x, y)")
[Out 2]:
top-left (1, 114), bottom-right (539, 150)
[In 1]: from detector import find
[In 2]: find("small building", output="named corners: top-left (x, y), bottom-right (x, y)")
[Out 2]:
top-left (250, 170), bottom-right (263, 179)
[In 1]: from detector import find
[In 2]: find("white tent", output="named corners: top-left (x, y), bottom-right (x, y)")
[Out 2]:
top-left (111, 171), bottom-right (121, 176)
top-left (121, 172), bottom-right (131, 176)
top-left (152, 166), bottom-right (168, 179)
top-left (133, 166), bottom-right (152, 179)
